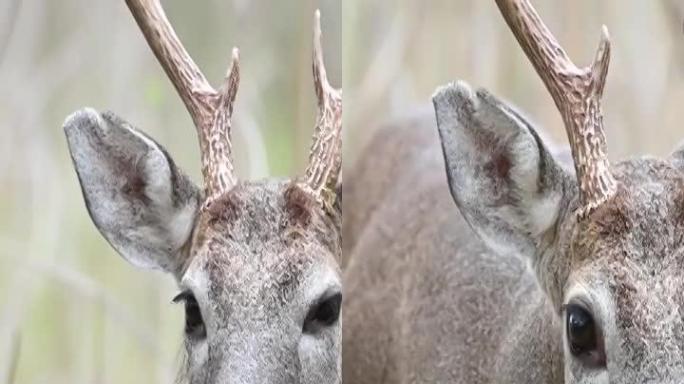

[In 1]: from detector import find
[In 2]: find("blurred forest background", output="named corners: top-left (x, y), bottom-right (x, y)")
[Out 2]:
top-left (344, 0), bottom-right (684, 164)
top-left (0, 1), bottom-right (340, 383)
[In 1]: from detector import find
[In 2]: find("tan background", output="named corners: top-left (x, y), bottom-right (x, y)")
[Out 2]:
top-left (344, 0), bottom-right (684, 165)
top-left (0, 1), bottom-right (340, 383)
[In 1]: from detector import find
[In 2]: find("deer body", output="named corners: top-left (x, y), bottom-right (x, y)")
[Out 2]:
top-left (345, 1), bottom-right (684, 382)
top-left (343, 106), bottom-right (563, 384)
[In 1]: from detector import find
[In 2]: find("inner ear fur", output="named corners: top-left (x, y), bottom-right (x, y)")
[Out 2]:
top-left (64, 108), bottom-right (201, 275)
top-left (433, 81), bottom-right (575, 260)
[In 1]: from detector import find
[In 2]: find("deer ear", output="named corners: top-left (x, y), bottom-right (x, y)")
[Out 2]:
top-left (433, 82), bottom-right (574, 258)
top-left (64, 109), bottom-right (200, 275)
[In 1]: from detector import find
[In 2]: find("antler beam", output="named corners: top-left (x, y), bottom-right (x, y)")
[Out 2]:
top-left (495, 0), bottom-right (616, 216)
top-left (126, 0), bottom-right (239, 205)
top-left (302, 10), bottom-right (342, 208)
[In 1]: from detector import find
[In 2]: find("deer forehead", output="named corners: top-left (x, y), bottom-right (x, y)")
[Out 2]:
top-left (184, 180), bottom-right (340, 305)
top-left (562, 159), bottom-right (684, 340)
top-left (566, 158), bottom-right (684, 265)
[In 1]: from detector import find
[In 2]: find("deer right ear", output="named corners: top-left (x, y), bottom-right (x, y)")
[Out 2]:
top-left (64, 109), bottom-right (200, 275)
top-left (433, 82), bottom-right (574, 258)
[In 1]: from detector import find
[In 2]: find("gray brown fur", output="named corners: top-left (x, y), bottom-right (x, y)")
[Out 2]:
top-left (343, 81), bottom-right (684, 383)
top-left (342, 95), bottom-right (561, 383)
top-left (181, 181), bottom-right (341, 384)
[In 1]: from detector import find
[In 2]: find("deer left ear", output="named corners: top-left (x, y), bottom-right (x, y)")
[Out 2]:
top-left (433, 82), bottom-right (575, 258)
top-left (64, 108), bottom-right (200, 275)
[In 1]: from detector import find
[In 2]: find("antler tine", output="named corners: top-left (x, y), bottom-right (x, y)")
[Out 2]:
top-left (125, 0), bottom-right (239, 206)
top-left (302, 10), bottom-right (342, 208)
top-left (312, 10), bottom-right (331, 108)
top-left (495, 0), bottom-right (617, 217)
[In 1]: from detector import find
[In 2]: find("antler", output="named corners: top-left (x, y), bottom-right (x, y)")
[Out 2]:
top-left (126, 0), bottom-right (239, 207)
top-left (301, 10), bottom-right (342, 208)
top-left (495, 0), bottom-right (616, 216)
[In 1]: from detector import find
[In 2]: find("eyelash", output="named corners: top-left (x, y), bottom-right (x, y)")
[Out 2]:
top-left (173, 290), bottom-right (207, 340)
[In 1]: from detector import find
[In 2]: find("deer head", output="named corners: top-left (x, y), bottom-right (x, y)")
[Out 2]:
top-left (434, 0), bottom-right (684, 381)
top-left (63, 1), bottom-right (342, 383)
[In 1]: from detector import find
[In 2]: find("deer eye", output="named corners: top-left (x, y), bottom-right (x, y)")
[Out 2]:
top-left (173, 290), bottom-right (207, 340)
top-left (566, 303), bottom-right (605, 367)
top-left (303, 292), bottom-right (342, 334)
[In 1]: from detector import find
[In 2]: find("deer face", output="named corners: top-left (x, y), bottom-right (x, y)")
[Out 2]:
top-left (65, 4), bottom-right (341, 383)
top-left (549, 160), bottom-right (684, 382)
top-left (435, 83), bottom-right (684, 383)
top-left (180, 183), bottom-right (341, 383)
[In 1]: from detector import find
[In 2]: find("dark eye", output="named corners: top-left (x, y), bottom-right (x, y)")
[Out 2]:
top-left (566, 303), bottom-right (605, 367)
top-left (173, 291), bottom-right (207, 340)
top-left (303, 292), bottom-right (342, 334)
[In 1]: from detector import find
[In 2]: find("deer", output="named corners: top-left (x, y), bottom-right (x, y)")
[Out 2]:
top-left (343, 0), bottom-right (684, 383)
top-left (63, 1), bottom-right (342, 383)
